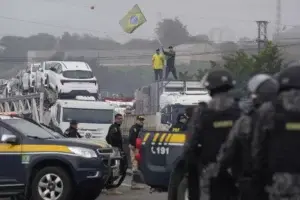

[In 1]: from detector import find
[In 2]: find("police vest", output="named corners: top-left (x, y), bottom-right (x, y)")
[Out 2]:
top-left (200, 105), bottom-right (240, 165)
top-left (268, 102), bottom-right (300, 173)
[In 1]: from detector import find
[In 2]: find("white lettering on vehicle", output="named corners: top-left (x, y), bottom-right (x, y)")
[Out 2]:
top-left (151, 146), bottom-right (169, 155)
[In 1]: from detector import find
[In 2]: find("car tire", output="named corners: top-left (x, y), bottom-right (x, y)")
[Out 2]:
top-left (31, 166), bottom-right (73, 200)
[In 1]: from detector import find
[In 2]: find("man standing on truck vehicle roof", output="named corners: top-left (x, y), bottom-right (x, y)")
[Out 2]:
top-left (163, 46), bottom-right (178, 80)
top-left (105, 113), bottom-right (124, 195)
top-left (152, 48), bottom-right (164, 81)
top-left (128, 115), bottom-right (146, 190)
top-left (64, 120), bottom-right (82, 138)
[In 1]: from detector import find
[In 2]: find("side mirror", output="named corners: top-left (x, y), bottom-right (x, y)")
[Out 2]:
top-left (50, 67), bottom-right (55, 71)
top-left (38, 68), bottom-right (42, 72)
top-left (1, 134), bottom-right (17, 144)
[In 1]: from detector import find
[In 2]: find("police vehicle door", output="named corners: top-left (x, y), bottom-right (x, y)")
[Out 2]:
top-left (0, 123), bottom-right (25, 190)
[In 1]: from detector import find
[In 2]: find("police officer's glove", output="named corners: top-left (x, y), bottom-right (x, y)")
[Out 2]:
top-left (201, 163), bottom-right (220, 194)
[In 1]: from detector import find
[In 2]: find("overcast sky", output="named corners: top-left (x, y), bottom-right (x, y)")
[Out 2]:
top-left (1, 0), bottom-right (299, 43)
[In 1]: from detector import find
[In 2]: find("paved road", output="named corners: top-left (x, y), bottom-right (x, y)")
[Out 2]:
top-left (0, 176), bottom-right (209, 200)
top-left (98, 176), bottom-right (208, 200)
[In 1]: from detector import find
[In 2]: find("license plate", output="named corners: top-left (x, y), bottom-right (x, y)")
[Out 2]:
top-left (112, 168), bottom-right (119, 177)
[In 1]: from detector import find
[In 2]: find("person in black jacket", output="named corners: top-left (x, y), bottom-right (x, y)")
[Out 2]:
top-left (169, 113), bottom-right (188, 132)
top-left (185, 68), bottom-right (241, 200)
top-left (252, 65), bottom-right (300, 200)
top-left (163, 46), bottom-right (178, 80)
top-left (64, 120), bottom-right (82, 138)
top-left (106, 113), bottom-right (123, 150)
top-left (211, 74), bottom-right (279, 200)
top-left (105, 113), bottom-right (124, 195)
top-left (128, 115), bottom-right (145, 189)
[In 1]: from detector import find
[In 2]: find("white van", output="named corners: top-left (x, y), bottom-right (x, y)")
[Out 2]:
top-left (46, 100), bottom-right (115, 139)
top-left (47, 61), bottom-right (98, 98)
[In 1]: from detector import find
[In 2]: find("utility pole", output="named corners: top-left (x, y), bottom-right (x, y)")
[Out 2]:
top-left (256, 21), bottom-right (269, 53)
top-left (275, 0), bottom-right (282, 36)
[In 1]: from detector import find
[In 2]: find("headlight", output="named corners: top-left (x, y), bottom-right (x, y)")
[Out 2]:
top-left (68, 147), bottom-right (97, 158)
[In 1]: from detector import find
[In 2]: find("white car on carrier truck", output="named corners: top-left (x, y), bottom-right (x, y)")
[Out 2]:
top-left (45, 99), bottom-right (115, 139)
top-left (47, 61), bottom-right (98, 99)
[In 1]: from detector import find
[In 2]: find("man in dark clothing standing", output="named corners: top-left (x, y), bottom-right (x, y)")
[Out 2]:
top-left (105, 113), bottom-right (124, 195)
top-left (169, 113), bottom-right (188, 132)
top-left (64, 120), bottom-right (82, 138)
top-left (106, 113), bottom-right (123, 150)
top-left (128, 116), bottom-right (145, 189)
top-left (163, 46), bottom-right (177, 80)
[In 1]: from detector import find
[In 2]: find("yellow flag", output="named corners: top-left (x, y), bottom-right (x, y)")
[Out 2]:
top-left (119, 4), bottom-right (147, 34)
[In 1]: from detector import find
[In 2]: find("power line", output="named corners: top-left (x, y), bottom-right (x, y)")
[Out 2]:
top-left (0, 15), bottom-right (107, 34)
top-left (0, 42), bottom-right (299, 63)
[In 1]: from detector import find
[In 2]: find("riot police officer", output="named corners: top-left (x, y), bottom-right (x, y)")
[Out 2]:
top-left (214, 74), bottom-right (279, 200)
top-left (185, 68), bottom-right (241, 200)
top-left (252, 65), bottom-right (300, 200)
top-left (169, 113), bottom-right (188, 132)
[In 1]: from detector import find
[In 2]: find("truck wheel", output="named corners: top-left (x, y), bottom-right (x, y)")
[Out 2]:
top-left (31, 166), bottom-right (73, 200)
top-left (177, 177), bottom-right (188, 200)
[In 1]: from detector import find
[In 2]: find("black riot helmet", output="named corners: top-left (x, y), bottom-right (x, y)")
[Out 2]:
top-left (247, 74), bottom-right (279, 106)
top-left (202, 68), bottom-right (236, 95)
top-left (277, 64), bottom-right (300, 91)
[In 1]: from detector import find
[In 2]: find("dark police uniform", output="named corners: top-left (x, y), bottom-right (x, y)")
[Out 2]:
top-left (252, 65), bottom-right (300, 200)
top-left (169, 114), bottom-right (188, 132)
top-left (64, 120), bottom-right (82, 138)
top-left (106, 123), bottom-right (123, 150)
top-left (216, 74), bottom-right (279, 200)
top-left (184, 68), bottom-right (241, 200)
top-left (64, 127), bottom-right (82, 138)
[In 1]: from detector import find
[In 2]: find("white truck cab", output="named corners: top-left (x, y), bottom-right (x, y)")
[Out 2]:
top-left (46, 100), bottom-right (115, 139)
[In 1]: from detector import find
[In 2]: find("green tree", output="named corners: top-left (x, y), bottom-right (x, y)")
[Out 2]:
top-left (221, 42), bottom-right (283, 96)
top-left (155, 17), bottom-right (190, 46)
top-left (252, 41), bottom-right (283, 75)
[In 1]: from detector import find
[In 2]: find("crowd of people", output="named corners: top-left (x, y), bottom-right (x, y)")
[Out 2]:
top-left (168, 63), bottom-right (300, 200)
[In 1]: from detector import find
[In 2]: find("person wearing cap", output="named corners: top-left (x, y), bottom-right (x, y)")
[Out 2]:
top-left (169, 113), bottom-right (188, 132)
top-left (128, 115), bottom-right (146, 189)
top-left (162, 46), bottom-right (177, 80)
top-left (64, 120), bottom-right (82, 138)
top-left (152, 48), bottom-right (164, 81)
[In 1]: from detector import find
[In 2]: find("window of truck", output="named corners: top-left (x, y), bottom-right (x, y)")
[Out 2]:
top-left (62, 108), bottom-right (113, 124)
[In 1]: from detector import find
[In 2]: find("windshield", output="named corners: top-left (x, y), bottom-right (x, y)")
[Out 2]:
top-left (4, 119), bottom-right (54, 139)
top-left (63, 70), bottom-right (93, 79)
top-left (41, 124), bottom-right (64, 138)
top-left (63, 108), bottom-right (113, 124)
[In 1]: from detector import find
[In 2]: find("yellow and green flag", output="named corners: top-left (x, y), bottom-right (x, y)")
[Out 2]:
top-left (119, 4), bottom-right (147, 34)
